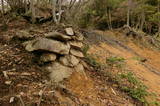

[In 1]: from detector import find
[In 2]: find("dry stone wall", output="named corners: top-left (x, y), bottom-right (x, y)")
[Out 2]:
top-left (22, 27), bottom-right (85, 83)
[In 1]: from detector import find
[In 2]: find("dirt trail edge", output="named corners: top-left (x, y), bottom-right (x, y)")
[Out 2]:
top-left (83, 30), bottom-right (160, 102)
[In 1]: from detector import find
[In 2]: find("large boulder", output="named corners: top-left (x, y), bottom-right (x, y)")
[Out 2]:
top-left (59, 55), bottom-right (79, 67)
top-left (40, 53), bottom-right (57, 62)
top-left (45, 62), bottom-right (73, 82)
top-left (45, 31), bottom-right (71, 41)
top-left (24, 37), bottom-right (70, 55)
top-left (70, 49), bottom-right (84, 58)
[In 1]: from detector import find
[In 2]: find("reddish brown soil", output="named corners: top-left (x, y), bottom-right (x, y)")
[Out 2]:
top-left (1, 18), bottom-right (158, 106)
top-left (87, 30), bottom-right (160, 102)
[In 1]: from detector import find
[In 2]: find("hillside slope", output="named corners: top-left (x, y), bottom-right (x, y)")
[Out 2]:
top-left (0, 20), bottom-right (160, 105)
top-left (84, 30), bottom-right (160, 104)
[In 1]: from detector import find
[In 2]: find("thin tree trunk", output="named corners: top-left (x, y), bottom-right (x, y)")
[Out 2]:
top-left (135, 16), bottom-right (140, 30)
top-left (24, 0), bottom-right (28, 13)
top-left (69, 0), bottom-right (76, 10)
top-left (52, 0), bottom-right (57, 24)
top-left (158, 1), bottom-right (160, 37)
top-left (127, 0), bottom-right (131, 26)
top-left (57, 0), bottom-right (62, 23)
top-left (139, 0), bottom-right (145, 31)
top-left (1, 0), bottom-right (5, 14)
top-left (140, 10), bottom-right (145, 30)
top-left (106, 13), bottom-right (111, 29)
top-left (108, 9), bottom-right (112, 30)
top-left (30, 0), bottom-right (36, 23)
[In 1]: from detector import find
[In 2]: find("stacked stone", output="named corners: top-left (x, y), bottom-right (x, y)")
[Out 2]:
top-left (23, 27), bottom-right (85, 83)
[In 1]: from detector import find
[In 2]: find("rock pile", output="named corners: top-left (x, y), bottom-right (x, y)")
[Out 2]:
top-left (22, 27), bottom-right (85, 83)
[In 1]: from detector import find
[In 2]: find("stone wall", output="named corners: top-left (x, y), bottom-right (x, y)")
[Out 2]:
top-left (21, 27), bottom-right (85, 83)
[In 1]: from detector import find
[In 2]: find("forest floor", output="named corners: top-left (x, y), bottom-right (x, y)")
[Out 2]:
top-left (0, 18), bottom-right (160, 106)
top-left (85, 30), bottom-right (160, 102)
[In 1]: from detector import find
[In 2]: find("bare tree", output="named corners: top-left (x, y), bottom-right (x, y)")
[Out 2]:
top-left (30, 0), bottom-right (36, 23)
top-left (158, 0), bottom-right (160, 36)
top-left (52, 0), bottom-right (58, 24)
top-left (1, 0), bottom-right (5, 14)
top-left (127, 0), bottom-right (132, 26)
top-left (57, 0), bottom-right (62, 23)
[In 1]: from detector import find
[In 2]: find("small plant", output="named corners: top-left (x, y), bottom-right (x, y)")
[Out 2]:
top-left (106, 56), bottom-right (125, 63)
top-left (132, 56), bottom-right (146, 62)
top-left (82, 44), bottom-right (90, 56)
top-left (85, 54), bottom-right (101, 68)
top-left (150, 101), bottom-right (160, 106)
top-left (106, 56), bottom-right (125, 68)
top-left (119, 72), bottom-right (148, 103)
top-left (120, 72), bottom-right (139, 85)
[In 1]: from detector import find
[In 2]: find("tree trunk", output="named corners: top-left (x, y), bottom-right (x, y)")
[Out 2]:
top-left (57, 0), bottom-right (62, 23)
top-left (140, 10), bottom-right (145, 30)
top-left (108, 9), bottom-right (112, 30)
top-left (24, 0), bottom-right (28, 13)
top-left (30, 0), bottom-right (36, 23)
top-left (1, 0), bottom-right (5, 14)
top-left (127, 0), bottom-right (131, 26)
top-left (52, 0), bottom-right (58, 24)
top-left (127, 2), bottom-right (129, 26)
top-left (158, 0), bottom-right (160, 37)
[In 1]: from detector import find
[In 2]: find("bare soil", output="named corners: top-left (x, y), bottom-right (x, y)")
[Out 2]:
top-left (0, 18), bottom-right (159, 106)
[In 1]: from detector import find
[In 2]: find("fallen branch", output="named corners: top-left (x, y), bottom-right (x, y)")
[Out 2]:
top-left (37, 86), bottom-right (47, 106)
top-left (16, 95), bottom-right (25, 106)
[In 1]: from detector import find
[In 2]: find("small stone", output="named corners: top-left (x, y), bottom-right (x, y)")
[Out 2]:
top-left (24, 37), bottom-right (70, 55)
top-left (74, 31), bottom-right (84, 41)
top-left (15, 30), bottom-right (33, 39)
top-left (59, 55), bottom-right (79, 67)
top-left (20, 92), bottom-right (25, 96)
top-left (70, 49), bottom-right (84, 58)
top-left (5, 81), bottom-right (12, 85)
top-left (3, 71), bottom-right (9, 79)
top-left (74, 64), bottom-right (84, 72)
top-left (45, 62), bottom-right (73, 82)
top-left (9, 97), bottom-right (15, 103)
top-left (45, 31), bottom-right (71, 41)
top-left (65, 28), bottom-right (74, 36)
top-left (74, 63), bottom-right (87, 79)
top-left (40, 53), bottom-right (57, 62)
top-left (69, 41), bottom-right (83, 49)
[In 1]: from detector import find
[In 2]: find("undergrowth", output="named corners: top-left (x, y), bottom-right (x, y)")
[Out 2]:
top-left (82, 45), bottom-right (156, 105)
top-left (106, 56), bottom-right (125, 69)
top-left (118, 72), bottom-right (148, 103)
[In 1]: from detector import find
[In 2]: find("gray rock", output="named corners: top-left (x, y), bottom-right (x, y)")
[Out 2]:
top-left (45, 31), bottom-right (71, 41)
top-left (69, 41), bottom-right (83, 49)
top-left (15, 30), bottom-right (33, 39)
top-left (65, 28), bottom-right (74, 36)
top-left (70, 49), bottom-right (84, 58)
top-left (40, 53), bottom-right (57, 62)
top-left (24, 37), bottom-right (70, 55)
top-left (74, 63), bottom-right (84, 73)
top-left (59, 55), bottom-right (79, 67)
top-left (45, 62), bottom-right (73, 82)
top-left (74, 31), bottom-right (84, 41)
top-left (74, 63), bottom-right (87, 78)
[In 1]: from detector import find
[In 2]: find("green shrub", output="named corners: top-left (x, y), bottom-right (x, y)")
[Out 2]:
top-left (82, 44), bottom-right (90, 56)
top-left (119, 72), bottom-right (148, 103)
top-left (106, 56), bottom-right (125, 68)
top-left (85, 55), bottom-right (101, 68)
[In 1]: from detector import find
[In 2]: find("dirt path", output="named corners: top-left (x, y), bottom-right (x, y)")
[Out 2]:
top-left (85, 30), bottom-right (160, 101)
